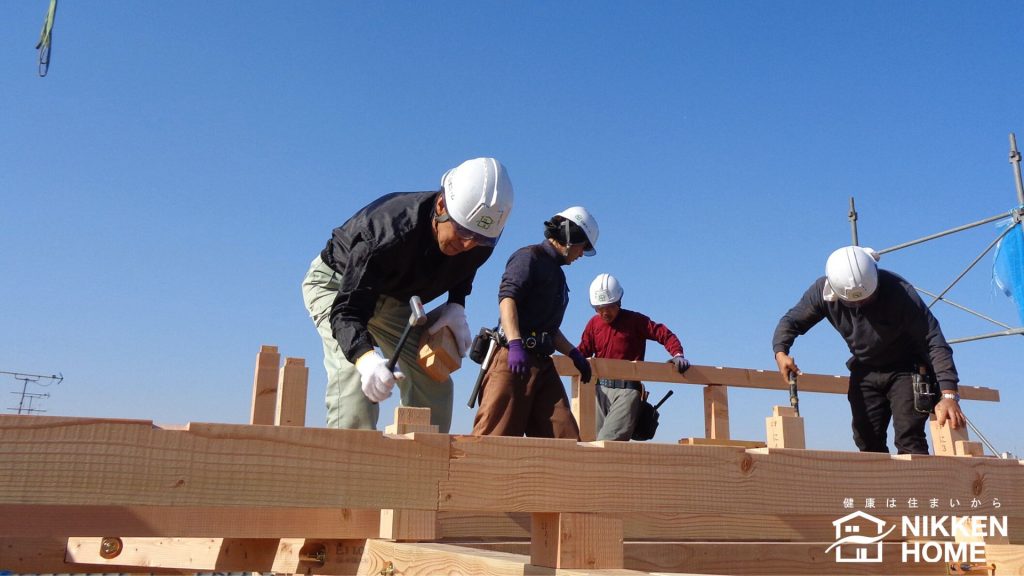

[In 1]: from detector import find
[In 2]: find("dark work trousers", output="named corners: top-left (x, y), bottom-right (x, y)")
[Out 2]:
top-left (472, 347), bottom-right (581, 439)
top-left (847, 367), bottom-right (930, 454)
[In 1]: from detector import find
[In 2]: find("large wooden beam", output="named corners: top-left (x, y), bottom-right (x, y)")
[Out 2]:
top-left (0, 415), bottom-right (448, 510)
top-left (0, 505), bottom-right (382, 538)
top-left (359, 540), bottom-right (651, 576)
top-left (441, 436), bottom-right (1024, 516)
top-left (552, 356), bottom-right (1000, 401)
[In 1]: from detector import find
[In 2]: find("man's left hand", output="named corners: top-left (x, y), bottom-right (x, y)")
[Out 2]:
top-left (934, 397), bottom-right (965, 429)
top-left (669, 355), bottom-right (690, 374)
top-left (428, 303), bottom-right (472, 357)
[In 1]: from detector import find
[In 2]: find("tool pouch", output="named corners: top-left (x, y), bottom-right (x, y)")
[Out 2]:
top-left (469, 328), bottom-right (491, 364)
top-left (631, 400), bottom-right (660, 441)
top-left (912, 368), bottom-right (940, 414)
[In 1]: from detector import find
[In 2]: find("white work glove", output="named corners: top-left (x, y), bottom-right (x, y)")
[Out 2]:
top-left (428, 303), bottom-right (472, 357)
top-left (354, 350), bottom-right (404, 403)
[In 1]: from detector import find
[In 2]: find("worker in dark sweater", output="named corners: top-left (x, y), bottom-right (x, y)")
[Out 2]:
top-left (577, 273), bottom-right (690, 441)
top-left (472, 206), bottom-right (599, 439)
top-left (772, 246), bottom-right (965, 454)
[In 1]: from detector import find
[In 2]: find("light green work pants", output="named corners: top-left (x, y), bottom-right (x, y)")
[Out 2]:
top-left (301, 255), bottom-right (453, 432)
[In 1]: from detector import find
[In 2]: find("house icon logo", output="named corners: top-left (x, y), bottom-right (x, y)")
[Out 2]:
top-left (825, 510), bottom-right (896, 563)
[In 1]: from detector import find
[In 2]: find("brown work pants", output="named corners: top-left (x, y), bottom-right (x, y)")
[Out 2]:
top-left (472, 347), bottom-right (580, 439)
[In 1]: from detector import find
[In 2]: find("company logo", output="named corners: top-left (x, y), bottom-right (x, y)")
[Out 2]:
top-left (826, 510), bottom-right (1009, 565)
top-left (475, 215), bottom-right (494, 230)
top-left (826, 510), bottom-right (895, 563)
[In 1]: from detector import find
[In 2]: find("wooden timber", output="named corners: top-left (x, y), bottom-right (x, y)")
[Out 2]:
top-left (0, 348), bottom-right (1017, 576)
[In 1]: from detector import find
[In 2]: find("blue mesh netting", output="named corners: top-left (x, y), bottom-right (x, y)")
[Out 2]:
top-left (993, 218), bottom-right (1024, 325)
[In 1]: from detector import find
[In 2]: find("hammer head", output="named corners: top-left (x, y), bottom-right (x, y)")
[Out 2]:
top-left (408, 295), bottom-right (427, 326)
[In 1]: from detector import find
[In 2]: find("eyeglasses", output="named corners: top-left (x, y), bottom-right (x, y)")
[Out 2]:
top-left (452, 219), bottom-right (499, 247)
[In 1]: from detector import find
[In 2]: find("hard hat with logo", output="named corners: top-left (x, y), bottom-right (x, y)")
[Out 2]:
top-left (590, 273), bottom-right (623, 306)
top-left (824, 246), bottom-right (880, 302)
top-left (440, 157), bottom-right (514, 247)
top-left (554, 206), bottom-right (600, 256)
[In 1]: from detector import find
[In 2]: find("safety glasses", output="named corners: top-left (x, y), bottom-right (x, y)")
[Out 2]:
top-left (452, 219), bottom-right (499, 247)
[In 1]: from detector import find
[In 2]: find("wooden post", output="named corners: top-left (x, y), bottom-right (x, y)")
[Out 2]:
top-left (929, 413), bottom-right (970, 456)
top-left (571, 376), bottom-right (597, 441)
top-left (703, 385), bottom-right (729, 440)
top-left (384, 406), bottom-right (438, 434)
top-left (274, 357), bottom-right (308, 427)
top-left (766, 405), bottom-right (805, 449)
top-left (380, 509), bottom-right (438, 541)
top-left (530, 512), bottom-right (623, 569)
top-left (250, 345), bottom-right (280, 425)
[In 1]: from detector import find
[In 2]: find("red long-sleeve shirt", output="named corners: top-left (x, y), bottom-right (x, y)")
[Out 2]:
top-left (577, 309), bottom-right (684, 361)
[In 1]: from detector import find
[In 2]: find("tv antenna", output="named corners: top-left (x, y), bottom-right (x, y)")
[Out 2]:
top-left (1, 370), bottom-right (63, 414)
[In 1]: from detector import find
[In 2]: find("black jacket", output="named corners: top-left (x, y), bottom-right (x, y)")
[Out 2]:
top-left (772, 269), bottom-right (959, 391)
top-left (321, 191), bottom-right (493, 361)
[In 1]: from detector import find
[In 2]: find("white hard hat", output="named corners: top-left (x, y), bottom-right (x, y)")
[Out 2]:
top-left (590, 273), bottom-right (623, 306)
top-left (824, 246), bottom-right (879, 302)
top-left (555, 206), bottom-right (599, 256)
top-left (440, 157), bottom-right (514, 246)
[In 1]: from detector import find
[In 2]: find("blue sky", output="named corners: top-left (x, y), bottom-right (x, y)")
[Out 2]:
top-left (2, 1), bottom-right (1021, 455)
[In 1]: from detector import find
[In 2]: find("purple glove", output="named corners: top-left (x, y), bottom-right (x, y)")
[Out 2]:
top-left (507, 339), bottom-right (529, 375)
top-left (670, 354), bottom-right (690, 374)
top-left (568, 348), bottom-right (592, 383)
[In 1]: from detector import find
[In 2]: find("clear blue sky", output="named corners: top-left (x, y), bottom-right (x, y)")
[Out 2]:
top-left (2, 1), bottom-right (1021, 455)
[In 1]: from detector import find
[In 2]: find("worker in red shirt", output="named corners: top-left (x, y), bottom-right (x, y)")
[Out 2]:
top-left (577, 273), bottom-right (690, 441)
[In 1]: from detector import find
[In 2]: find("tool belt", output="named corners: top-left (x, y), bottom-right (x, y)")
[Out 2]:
top-left (912, 365), bottom-right (940, 414)
top-left (598, 379), bottom-right (643, 391)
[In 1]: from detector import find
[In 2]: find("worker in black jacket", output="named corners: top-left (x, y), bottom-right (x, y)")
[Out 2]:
top-left (772, 246), bottom-right (965, 454)
top-left (302, 158), bottom-right (514, 431)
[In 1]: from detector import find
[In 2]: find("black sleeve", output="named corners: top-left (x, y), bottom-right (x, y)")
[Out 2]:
top-left (772, 280), bottom-right (827, 355)
top-left (447, 269), bottom-right (476, 307)
top-left (905, 286), bottom-right (959, 391)
top-left (329, 238), bottom-right (383, 362)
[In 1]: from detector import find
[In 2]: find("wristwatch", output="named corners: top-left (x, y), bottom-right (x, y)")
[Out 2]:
top-left (941, 391), bottom-right (960, 402)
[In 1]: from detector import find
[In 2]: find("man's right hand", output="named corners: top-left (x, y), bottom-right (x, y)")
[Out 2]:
top-left (355, 350), bottom-right (404, 403)
top-left (775, 351), bottom-right (800, 384)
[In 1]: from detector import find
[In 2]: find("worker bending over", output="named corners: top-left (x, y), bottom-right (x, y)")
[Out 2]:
top-left (772, 246), bottom-right (965, 454)
top-left (302, 158), bottom-right (514, 432)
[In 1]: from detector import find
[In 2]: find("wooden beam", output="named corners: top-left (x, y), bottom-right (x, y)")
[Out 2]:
top-left (251, 345), bottom-right (280, 425)
top-left (274, 357), bottom-right (308, 427)
top-left (678, 438), bottom-right (766, 448)
top-left (531, 512), bottom-right (623, 569)
top-left (468, 541), bottom-right (944, 575)
top-left (551, 356), bottom-right (1000, 401)
top-left (0, 415), bottom-right (448, 510)
top-left (703, 385), bottom-right (729, 440)
top-left (359, 540), bottom-right (649, 576)
top-left (65, 537), bottom-right (281, 571)
top-left (0, 504), bottom-right (382, 538)
top-left (0, 537), bottom-right (183, 574)
top-left (440, 435), bottom-right (1024, 516)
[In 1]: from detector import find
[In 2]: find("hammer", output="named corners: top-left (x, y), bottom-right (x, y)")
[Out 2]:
top-left (788, 372), bottom-right (800, 416)
top-left (386, 295), bottom-right (427, 373)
